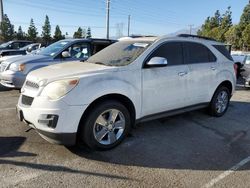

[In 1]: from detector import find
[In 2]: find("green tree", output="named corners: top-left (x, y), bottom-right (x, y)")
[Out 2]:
top-left (237, 2), bottom-right (250, 49)
top-left (198, 10), bottom-right (222, 38)
top-left (73, 27), bottom-right (83, 38)
top-left (225, 25), bottom-right (240, 49)
top-left (53, 25), bottom-right (64, 41)
top-left (27, 18), bottom-right (38, 41)
top-left (0, 14), bottom-right (15, 42)
top-left (239, 2), bottom-right (250, 26)
top-left (86, 27), bottom-right (92, 38)
top-left (219, 7), bottom-right (233, 42)
top-left (242, 24), bottom-right (250, 50)
top-left (42, 15), bottom-right (51, 45)
top-left (210, 10), bottom-right (221, 28)
top-left (16, 26), bottom-right (25, 40)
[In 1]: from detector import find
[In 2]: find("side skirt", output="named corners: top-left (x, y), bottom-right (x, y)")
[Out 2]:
top-left (136, 103), bottom-right (209, 124)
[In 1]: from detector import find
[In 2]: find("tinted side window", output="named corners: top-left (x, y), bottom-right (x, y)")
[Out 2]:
top-left (12, 42), bottom-right (20, 49)
top-left (213, 45), bottom-right (233, 61)
top-left (19, 42), bottom-right (27, 48)
top-left (185, 42), bottom-right (216, 64)
top-left (93, 43), bottom-right (110, 54)
top-left (147, 42), bottom-right (183, 66)
top-left (65, 42), bottom-right (89, 59)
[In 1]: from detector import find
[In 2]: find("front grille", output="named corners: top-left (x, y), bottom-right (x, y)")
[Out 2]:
top-left (25, 80), bottom-right (39, 89)
top-left (21, 95), bottom-right (34, 106)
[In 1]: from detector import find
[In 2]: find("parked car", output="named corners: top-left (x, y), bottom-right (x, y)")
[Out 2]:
top-left (231, 51), bottom-right (250, 78)
top-left (0, 38), bottom-right (116, 88)
top-left (240, 54), bottom-right (250, 87)
top-left (0, 40), bottom-right (33, 51)
top-left (17, 34), bottom-right (236, 150)
top-left (0, 43), bottom-right (41, 58)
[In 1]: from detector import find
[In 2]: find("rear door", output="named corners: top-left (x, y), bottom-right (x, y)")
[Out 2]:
top-left (142, 41), bottom-right (190, 116)
top-left (183, 42), bottom-right (218, 105)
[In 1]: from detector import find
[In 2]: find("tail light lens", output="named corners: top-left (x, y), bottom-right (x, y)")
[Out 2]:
top-left (234, 64), bottom-right (238, 77)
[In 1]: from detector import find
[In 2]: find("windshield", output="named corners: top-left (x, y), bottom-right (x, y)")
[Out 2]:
top-left (39, 40), bottom-right (70, 56)
top-left (87, 41), bottom-right (152, 66)
top-left (0, 41), bottom-right (12, 48)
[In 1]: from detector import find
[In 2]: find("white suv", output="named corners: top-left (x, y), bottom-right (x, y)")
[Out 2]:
top-left (17, 34), bottom-right (236, 150)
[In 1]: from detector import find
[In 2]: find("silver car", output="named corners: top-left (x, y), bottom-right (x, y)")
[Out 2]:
top-left (0, 38), bottom-right (115, 88)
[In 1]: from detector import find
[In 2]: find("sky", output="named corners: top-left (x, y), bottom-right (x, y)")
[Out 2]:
top-left (3, 0), bottom-right (250, 38)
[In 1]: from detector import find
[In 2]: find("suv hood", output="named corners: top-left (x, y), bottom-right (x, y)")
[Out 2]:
top-left (27, 61), bottom-right (117, 83)
top-left (2, 54), bottom-right (51, 66)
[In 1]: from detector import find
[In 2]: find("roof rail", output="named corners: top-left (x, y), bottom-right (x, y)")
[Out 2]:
top-left (177, 34), bottom-right (217, 41)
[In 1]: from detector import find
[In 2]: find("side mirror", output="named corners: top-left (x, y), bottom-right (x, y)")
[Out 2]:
top-left (27, 47), bottom-right (32, 53)
top-left (62, 51), bottom-right (71, 58)
top-left (146, 57), bottom-right (168, 67)
top-left (8, 44), bottom-right (13, 49)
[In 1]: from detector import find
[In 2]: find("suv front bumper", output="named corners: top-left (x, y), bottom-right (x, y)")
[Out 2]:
top-left (17, 94), bottom-right (87, 146)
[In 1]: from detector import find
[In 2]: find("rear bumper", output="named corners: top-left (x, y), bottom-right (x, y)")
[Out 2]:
top-left (0, 70), bottom-right (26, 88)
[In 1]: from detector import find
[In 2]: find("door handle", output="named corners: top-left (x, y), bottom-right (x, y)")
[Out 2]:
top-left (178, 72), bottom-right (188, 77)
top-left (211, 66), bottom-right (216, 71)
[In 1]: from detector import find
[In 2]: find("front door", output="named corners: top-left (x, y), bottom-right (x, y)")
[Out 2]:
top-left (142, 42), bottom-right (190, 117)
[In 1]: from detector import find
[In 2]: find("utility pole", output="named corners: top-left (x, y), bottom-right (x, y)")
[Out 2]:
top-left (0, 0), bottom-right (3, 36)
top-left (188, 24), bottom-right (194, 35)
top-left (106, 0), bottom-right (110, 39)
top-left (0, 0), bottom-right (3, 23)
top-left (128, 15), bottom-right (131, 36)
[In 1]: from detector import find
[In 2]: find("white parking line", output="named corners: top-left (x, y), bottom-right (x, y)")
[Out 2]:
top-left (0, 107), bottom-right (16, 112)
top-left (203, 156), bottom-right (250, 188)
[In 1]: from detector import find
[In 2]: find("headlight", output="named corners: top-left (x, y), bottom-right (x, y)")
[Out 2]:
top-left (40, 78), bottom-right (79, 100)
top-left (9, 63), bottom-right (25, 72)
top-left (9, 63), bottom-right (18, 71)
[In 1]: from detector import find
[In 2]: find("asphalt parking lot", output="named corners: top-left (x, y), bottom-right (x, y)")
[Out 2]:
top-left (0, 84), bottom-right (250, 188)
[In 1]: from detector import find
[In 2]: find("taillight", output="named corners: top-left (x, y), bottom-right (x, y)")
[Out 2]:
top-left (234, 64), bottom-right (238, 77)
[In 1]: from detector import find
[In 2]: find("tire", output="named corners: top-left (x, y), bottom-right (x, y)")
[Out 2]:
top-left (78, 100), bottom-right (131, 150)
top-left (208, 86), bottom-right (230, 117)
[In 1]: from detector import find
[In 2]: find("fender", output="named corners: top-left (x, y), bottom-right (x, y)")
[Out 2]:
top-left (63, 71), bottom-right (142, 119)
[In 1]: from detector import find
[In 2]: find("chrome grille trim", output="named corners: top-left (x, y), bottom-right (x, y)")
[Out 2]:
top-left (25, 80), bottom-right (39, 89)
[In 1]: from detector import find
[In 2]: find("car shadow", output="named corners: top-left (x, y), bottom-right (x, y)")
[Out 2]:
top-left (68, 101), bottom-right (250, 171)
top-left (0, 85), bottom-right (13, 92)
top-left (0, 136), bottom-right (134, 181)
top-left (0, 137), bottom-right (37, 157)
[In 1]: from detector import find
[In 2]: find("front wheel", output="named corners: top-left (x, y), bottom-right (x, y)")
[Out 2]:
top-left (78, 100), bottom-right (131, 150)
top-left (208, 86), bottom-right (230, 117)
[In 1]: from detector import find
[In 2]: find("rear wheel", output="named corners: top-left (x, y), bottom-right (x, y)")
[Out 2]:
top-left (78, 100), bottom-right (131, 150)
top-left (208, 86), bottom-right (230, 117)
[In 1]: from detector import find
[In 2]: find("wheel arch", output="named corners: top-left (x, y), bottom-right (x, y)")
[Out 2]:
top-left (213, 80), bottom-right (233, 98)
top-left (77, 93), bottom-right (136, 135)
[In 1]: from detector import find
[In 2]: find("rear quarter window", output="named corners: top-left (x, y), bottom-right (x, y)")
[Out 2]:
top-left (184, 42), bottom-right (217, 64)
top-left (213, 45), bottom-right (233, 61)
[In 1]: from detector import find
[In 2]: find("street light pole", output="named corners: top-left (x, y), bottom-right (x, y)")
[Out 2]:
top-left (0, 0), bottom-right (3, 36)
top-left (188, 24), bottom-right (194, 35)
top-left (106, 0), bottom-right (110, 39)
top-left (128, 15), bottom-right (131, 36)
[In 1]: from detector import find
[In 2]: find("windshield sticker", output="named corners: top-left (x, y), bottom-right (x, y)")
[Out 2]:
top-left (133, 43), bottom-right (149, 48)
